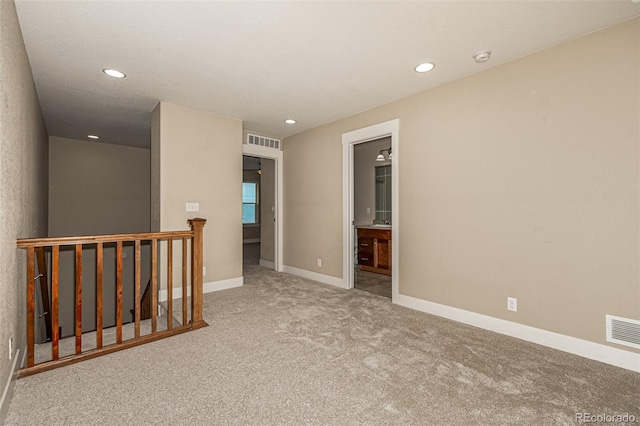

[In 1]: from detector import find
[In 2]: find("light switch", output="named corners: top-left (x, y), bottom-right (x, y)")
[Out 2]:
top-left (186, 202), bottom-right (199, 212)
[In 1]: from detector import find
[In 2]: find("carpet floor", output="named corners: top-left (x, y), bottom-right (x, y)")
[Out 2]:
top-left (6, 265), bottom-right (639, 425)
top-left (33, 315), bottom-right (178, 365)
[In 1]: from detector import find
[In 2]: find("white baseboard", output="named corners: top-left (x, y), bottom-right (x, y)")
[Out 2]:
top-left (259, 259), bottom-right (275, 269)
top-left (204, 276), bottom-right (243, 293)
top-left (243, 238), bottom-right (260, 244)
top-left (395, 294), bottom-right (640, 373)
top-left (159, 276), bottom-right (244, 301)
top-left (282, 265), bottom-right (347, 289)
top-left (0, 348), bottom-right (23, 424)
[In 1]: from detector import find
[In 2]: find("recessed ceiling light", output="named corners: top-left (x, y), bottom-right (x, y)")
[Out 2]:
top-left (88, 134), bottom-right (99, 139)
top-left (284, 119), bottom-right (297, 124)
top-left (102, 69), bottom-right (126, 78)
top-left (414, 62), bottom-right (435, 73)
top-left (473, 51), bottom-right (492, 63)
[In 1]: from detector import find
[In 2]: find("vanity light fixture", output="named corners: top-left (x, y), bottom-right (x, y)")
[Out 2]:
top-left (376, 147), bottom-right (392, 162)
top-left (284, 119), bottom-right (296, 124)
top-left (414, 62), bottom-right (435, 73)
top-left (88, 134), bottom-right (99, 140)
top-left (102, 68), bottom-right (126, 78)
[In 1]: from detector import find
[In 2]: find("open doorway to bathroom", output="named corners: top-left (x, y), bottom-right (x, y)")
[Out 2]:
top-left (353, 139), bottom-right (392, 298)
top-left (242, 155), bottom-right (276, 269)
top-left (342, 119), bottom-right (399, 301)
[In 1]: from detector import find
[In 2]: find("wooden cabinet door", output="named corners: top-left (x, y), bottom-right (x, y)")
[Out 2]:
top-left (376, 238), bottom-right (390, 271)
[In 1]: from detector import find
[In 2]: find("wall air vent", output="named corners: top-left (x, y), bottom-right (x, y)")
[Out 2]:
top-left (606, 315), bottom-right (640, 350)
top-left (246, 134), bottom-right (280, 150)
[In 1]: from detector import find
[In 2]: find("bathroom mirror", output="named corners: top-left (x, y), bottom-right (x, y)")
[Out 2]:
top-left (375, 165), bottom-right (392, 223)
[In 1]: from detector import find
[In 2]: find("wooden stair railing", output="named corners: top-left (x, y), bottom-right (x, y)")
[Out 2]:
top-left (16, 218), bottom-right (207, 377)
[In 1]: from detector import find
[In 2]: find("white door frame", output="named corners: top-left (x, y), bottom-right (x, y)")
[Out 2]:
top-left (242, 144), bottom-right (284, 272)
top-left (342, 119), bottom-right (399, 301)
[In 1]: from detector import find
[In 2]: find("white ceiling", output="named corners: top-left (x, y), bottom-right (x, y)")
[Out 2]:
top-left (14, 1), bottom-right (640, 149)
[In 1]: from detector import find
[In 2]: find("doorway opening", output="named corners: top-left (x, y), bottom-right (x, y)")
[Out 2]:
top-left (353, 138), bottom-right (393, 298)
top-left (242, 140), bottom-right (283, 273)
top-left (342, 120), bottom-right (399, 301)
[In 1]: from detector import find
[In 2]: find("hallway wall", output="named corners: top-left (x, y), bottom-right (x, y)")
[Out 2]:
top-left (0, 0), bottom-right (49, 419)
top-left (283, 19), bottom-right (639, 353)
top-left (48, 136), bottom-right (151, 335)
top-left (152, 102), bottom-right (243, 289)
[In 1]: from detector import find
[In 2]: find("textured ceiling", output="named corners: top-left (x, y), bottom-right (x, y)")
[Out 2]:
top-left (14, 1), bottom-right (640, 149)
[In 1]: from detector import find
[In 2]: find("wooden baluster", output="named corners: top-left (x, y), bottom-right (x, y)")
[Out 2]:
top-left (116, 241), bottom-right (123, 344)
top-left (151, 239), bottom-right (157, 333)
top-left (167, 239), bottom-right (173, 331)
top-left (35, 247), bottom-right (52, 342)
top-left (182, 237), bottom-right (187, 325)
top-left (96, 243), bottom-right (103, 349)
top-left (51, 246), bottom-right (59, 360)
top-left (26, 247), bottom-right (35, 367)
top-left (188, 218), bottom-right (206, 325)
top-left (74, 244), bottom-right (82, 355)
top-left (134, 240), bottom-right (141, 338)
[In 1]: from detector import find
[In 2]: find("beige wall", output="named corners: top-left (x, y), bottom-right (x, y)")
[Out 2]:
top-left (283, 18), bottom-right (640, 352)
top-left (243, 226), bottom-right (260, 241)
top-left (284, 124), bottom-right (344, 275)
top-left (354, 137), bottom-right (391, 225)
top-left (0, 0), bottom-right (49, 417)
top-left (151, 104), bottom-right (161, 233)
top-left (48, 136), bottom-right (151, 336)
top-left (260, 158), bottom-right (276, 263)
top-left (153, 102), bottom-right (243, 284)
top-left (49, 136), bottom-right (150, 236)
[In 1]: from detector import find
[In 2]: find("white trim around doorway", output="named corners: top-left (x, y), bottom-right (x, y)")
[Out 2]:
top-left (342, 119), bottom-right (399, 301)
top-left (242, 143), bottom-right (284, 272)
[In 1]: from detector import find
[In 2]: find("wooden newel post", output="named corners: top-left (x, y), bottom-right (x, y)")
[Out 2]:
top-left (188, 218), bottom-right (206, 326)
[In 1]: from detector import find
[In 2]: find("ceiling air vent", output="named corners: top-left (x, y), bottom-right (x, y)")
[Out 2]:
top-left (606, 315), bottom-right (640, 350)
top-left (246, 134), bottom-right (280, 150)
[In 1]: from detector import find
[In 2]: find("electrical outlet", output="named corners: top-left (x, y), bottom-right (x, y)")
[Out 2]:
top-left (186, 202), bottom-right (199, 212)
top-left (366, 207), bottom-right (371, 214)
top-left (9, 337), bottom-right (13, 360)
top-left (203, 266), bottom-right (206, 276)
top-left (507, 297), bottom-right (518, 312)
top-left (317, 258), bottom-right (322, 268)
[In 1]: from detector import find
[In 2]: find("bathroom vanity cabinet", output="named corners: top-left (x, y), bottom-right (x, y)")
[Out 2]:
top-left (357, 227), bottom-right (391, 276)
